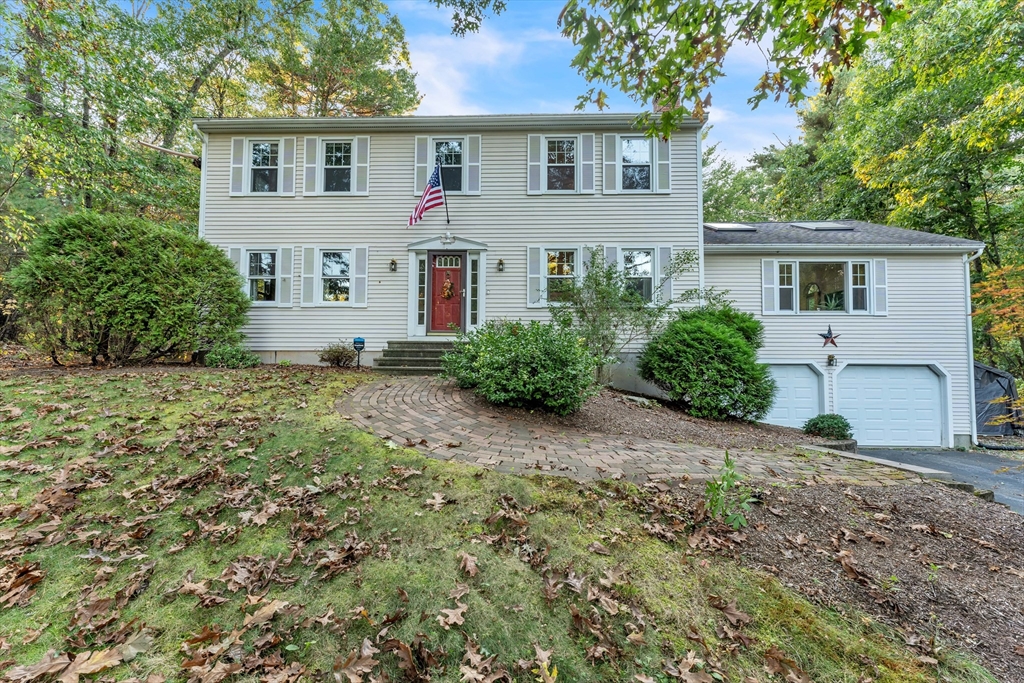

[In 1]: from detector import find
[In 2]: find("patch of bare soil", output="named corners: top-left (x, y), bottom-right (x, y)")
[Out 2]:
top-left (474, 387), bottom-right (830, 451)
top-left (732, 480), bottom-right (1024, 681)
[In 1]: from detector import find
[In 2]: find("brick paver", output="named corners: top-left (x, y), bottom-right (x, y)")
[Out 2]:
top-left (337, 377), bottom-right (919, 486)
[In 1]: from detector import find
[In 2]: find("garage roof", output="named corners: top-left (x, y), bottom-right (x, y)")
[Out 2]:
top-left (704, 220), bottom-right (985, 252)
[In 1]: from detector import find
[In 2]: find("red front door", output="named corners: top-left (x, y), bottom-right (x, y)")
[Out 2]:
top-left (430, 253), bottom-right (463, 333)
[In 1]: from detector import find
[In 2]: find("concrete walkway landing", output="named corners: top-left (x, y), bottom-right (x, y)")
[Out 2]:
top-left (337, 377), bottom-right (920, 486)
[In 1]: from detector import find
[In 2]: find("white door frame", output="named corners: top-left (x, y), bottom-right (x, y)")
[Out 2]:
top-left (407, 234), bottom-right (487, 338)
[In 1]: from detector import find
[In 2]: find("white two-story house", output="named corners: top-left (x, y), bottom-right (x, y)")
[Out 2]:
top-left (193, 113), bottom-right (984, 449)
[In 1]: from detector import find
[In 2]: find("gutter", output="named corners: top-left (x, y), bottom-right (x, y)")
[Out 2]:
top-left (965, 246), bottom-right (985, 446)
top-left (194, 124), bottom-right (209, 239)
top-left (703, 244), bottom-right (985, 254)
top-left (192, 112), bottom-right (703, 135)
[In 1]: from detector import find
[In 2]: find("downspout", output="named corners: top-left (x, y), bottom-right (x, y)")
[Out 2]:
top-left (965, 246), bottom-right (985, 446)
top-left (695, 130), bottom-right (705, 303)
top-left (195, 125), bottom-right (209, 239)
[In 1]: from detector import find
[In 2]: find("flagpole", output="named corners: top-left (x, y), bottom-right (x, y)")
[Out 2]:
top-left (436, 154), bottom-right (450, 225)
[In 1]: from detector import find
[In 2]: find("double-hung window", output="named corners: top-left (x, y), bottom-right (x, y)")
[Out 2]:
top-left (250, 141), bottom-right (279, 193)
top-left (322, 140), bottom-right (352, 193)
top-left (546, 249), bottom-right (576, 302)
top-left (622, 249), bottom-right (655, 302)
top-left (320, 250), bottom-right (351, 303)
top-left (545, 138), bottom-right (576, 191)
top-left (770, 260), bottom-right (872, 313)
top-left (434, 139), bottom-right (463, 192)
top-left (247, 250), bottom-right (277, 302)
top-left (621, 137), bottom-right (652, 191)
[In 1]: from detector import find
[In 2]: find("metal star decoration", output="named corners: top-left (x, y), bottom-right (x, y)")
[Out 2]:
top-left (819, 325), bottom-right (840, 347)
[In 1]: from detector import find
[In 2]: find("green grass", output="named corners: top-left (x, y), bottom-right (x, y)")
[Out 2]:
top-left (0, 367), bottom-right (996, 682)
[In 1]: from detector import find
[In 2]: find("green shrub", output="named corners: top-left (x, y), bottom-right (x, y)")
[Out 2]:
top-left (10, 212), bottom-right (249, 364)
top-left (675, 304), bottom-right (764, 348)
top-left (638, 307), bottom-right (776, 421)
top-left (318, 341), bottom-right (357, 367)
top-left (441, 320), bottom-right (598, 415)
top-left (205, 343), bottom-right (262, 369)
top-left (803, 413), bottom-right (854, 440)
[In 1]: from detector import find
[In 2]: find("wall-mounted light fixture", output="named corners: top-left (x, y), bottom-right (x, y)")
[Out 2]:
top-left (496, 259), bottom-right (505, 273)
top-left (389, 259), bottom-right (398, 272)
top-left (827, 354), bottom-right (837, 367)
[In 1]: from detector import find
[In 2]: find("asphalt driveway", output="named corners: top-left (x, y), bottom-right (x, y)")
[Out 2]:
top-left (860, 448), bottom-right (1024, 514)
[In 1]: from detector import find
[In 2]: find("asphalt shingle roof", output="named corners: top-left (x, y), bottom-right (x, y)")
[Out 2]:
top-left (703, 220), bottom-right (984, 250)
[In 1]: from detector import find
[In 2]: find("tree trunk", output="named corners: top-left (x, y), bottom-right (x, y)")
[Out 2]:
top-left (162, 44), bottom-right (236, 149)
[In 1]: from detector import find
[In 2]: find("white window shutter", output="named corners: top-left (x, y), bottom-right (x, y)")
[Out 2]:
top-left (230, 138), bottom-right (244, 196)
top-left (414, 136), bottom-right (428, 194)
top-left (301, 246), bottom-right (316, 307)
top-left (281, 137), bottom-right (296, 196)
top-left (303, 137), bottom-right (318, 196)
top-left (278, 247), bottom-right (293, 307)
top-left (527, 134), bottom-right (542, 195)
top-left (582, 245), bottom-right (596, 273)
top-left (658, 246), bottom-right (673, 302)
top-left (467, 134), bottom-right (481, 195)
top-left (604, 245), bottom-right (618, 269)
top-left (352, 246), bottom-right (368, 307)
top-left (602, 134), bottom-right (618, 194)
top-left (655, 138), bottom-right (670, 193)
top-left (527, 246), bottom-right (543, 307)
top-left (873, 258), bottom-right (888, 315)
top-left (354, 136), bottom-right (370, 195)
top-left (580, 133), bottom-right (595, 194)
top-left (762, 259), bottom-right (777, 314)
top-left (229, 246), bottom-right (244, 288)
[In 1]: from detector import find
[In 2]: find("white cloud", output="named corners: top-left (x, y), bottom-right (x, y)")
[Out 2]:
top-left (408, 28), bottom-right (527, 115)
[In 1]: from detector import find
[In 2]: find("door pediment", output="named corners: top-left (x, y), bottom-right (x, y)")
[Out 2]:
top-left (408, 232), bottom-right (488, 251)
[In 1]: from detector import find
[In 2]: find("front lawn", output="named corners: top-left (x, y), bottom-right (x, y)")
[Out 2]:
top-left (0, 367), bottom-right (996, 682)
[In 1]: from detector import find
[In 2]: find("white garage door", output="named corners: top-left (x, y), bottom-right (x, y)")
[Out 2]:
top-left (765, 365), bottom-right (822, 429)
top-left (837, 365), bottom-right (943, 446)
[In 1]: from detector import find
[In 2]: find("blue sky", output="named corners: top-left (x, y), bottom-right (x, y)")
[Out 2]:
top-left (389, 0), bottom-right (803, 166)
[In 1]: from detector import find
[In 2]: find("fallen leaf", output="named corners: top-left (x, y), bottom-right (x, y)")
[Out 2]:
top-left (458, 552), bottom-right (478, 577)
top-left (587, 541), bottom-right (611, 555)
top-left (437, 602), bottom-right (468, 630)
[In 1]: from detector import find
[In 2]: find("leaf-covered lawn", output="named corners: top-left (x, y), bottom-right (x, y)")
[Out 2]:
top-left (0, 368), bottom-right (995, 682)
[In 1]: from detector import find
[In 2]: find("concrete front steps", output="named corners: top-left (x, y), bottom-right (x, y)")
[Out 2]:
top-left (373, 339), bottom-right (455, 375)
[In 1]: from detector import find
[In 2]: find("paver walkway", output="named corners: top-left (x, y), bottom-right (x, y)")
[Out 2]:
top-left (338, 376), bottom-right (919, 486)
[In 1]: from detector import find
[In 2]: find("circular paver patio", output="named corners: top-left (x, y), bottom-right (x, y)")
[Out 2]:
top-left (337, 376), bottom-right (920, 486)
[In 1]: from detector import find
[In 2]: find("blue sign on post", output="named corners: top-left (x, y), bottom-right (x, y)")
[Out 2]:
top-left (353, 338), bottom-right (365, 368)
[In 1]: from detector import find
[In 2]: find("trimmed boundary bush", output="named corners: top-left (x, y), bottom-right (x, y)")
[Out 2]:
top-left (803, 413), bottom-right (854, 440)
top-left (441, 320), bottom-right (598, 415)
top-left (11, 212), bottom-right (249, 365)
top-left (318, 341), bottom-right (357, 367)
top-left (638, 304), bottom-right (776, 421)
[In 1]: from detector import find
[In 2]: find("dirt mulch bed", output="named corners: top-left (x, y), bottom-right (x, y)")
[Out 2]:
top-left (473, 387), bottom-right (831, 451)
top-left (721, 480), bottom-right (1024, 681)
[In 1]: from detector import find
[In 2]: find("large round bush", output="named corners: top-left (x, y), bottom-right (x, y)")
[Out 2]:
top-left (11, 212), bottom-right (250, 364)
top-left (638, 308), bottom-right (776, 421)
top-left (441, 320), bottom-right (597, 415)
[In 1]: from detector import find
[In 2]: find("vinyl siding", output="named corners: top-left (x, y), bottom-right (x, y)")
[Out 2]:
top-left (203, 128), bottom-right (701, 351)
top-left (704, 251), bottom-right (973, 437)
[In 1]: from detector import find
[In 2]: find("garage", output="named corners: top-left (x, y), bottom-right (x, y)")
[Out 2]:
top-left (836, 365), bottom-right (944, 446)
top-left (765, 364), bottom-right (822, 429)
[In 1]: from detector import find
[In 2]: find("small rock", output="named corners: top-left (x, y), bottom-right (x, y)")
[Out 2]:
top-left (623, 395), bottom-right (655, 408)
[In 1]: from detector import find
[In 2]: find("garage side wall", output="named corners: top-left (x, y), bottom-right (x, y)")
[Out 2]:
top-left (703, 251), bottom-right (973, 444)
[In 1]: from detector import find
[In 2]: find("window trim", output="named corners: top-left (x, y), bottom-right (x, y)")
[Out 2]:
top-left (246, 139), bottom-right (282, 195)
top-left (243, 247), bottom-right (281, 305)
top-left (431, 136), bottom-right (467, 195)
top-left (542, 134), bottom-right (580, 194)
top-left (318, 138), bottom-right (355, 195)
top-left (767, 259), bottom-right (874, 315)
top-left (543, 246), bottom-right (580, 304)
top-left (619, 136), bottom-right (654, 193)
top-left (620, 246), bottom-right (657, 304)
top-left (315, 247), bottom-right (354, 307)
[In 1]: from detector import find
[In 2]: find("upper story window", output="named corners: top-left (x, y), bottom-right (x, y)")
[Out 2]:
top-left (623, 248), bottom-right (654, 301)
top-left (248, 250), bottom-right (277, 302)
top-left (766, 259), bottom-right (876, 314)
top-left (435, 139), bottom-right (463, 192)
top-left (250, 141), bottom-right (279, 193)
top-left (323, 141), bottom-right (352, 193)
top-left (546, 248), bottom-right (576, 302)
top-left (320, 250), bottom-right (351, 302)
top-left (546, 138), bottom-right (576, 191)
top-left (620, 137), bottom-right (652, 191)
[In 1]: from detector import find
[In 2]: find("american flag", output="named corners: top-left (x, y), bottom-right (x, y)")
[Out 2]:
top-left (409, 164), bottom-right (445, 226)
